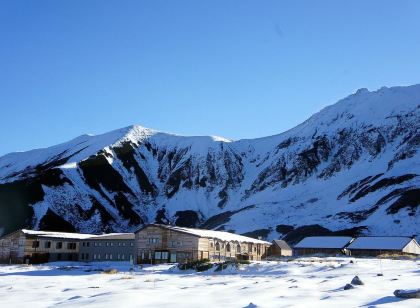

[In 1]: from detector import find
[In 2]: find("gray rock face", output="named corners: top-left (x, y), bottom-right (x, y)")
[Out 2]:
top-left (351, 276), bottom-right (364, 286)
top-left (394, 289), bottom-right (420, 299)
top-left (344, 284), bottom-right (355, 290)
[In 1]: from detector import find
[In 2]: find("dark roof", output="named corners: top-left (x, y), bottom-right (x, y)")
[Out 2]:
top-left (273, 240), bottom-right (292, 250)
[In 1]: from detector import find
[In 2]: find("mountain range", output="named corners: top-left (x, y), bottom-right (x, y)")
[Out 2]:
top-left (0, 84), bottom-right (419, 241)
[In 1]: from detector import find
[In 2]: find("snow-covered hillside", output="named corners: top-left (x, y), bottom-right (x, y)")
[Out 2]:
top-left (0, 85), bottom-right (419, 239)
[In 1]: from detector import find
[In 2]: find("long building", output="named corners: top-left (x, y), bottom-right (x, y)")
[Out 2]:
top-left (347, 236), bottom-right (420, 256)
top-left (79, 233), bottom-right (135, 262)
top-left (293, 236), bottom-right (354, 256)
top-left (0, 229), bottom-right (135, 264)
top-left (0, 229), bottom-right (92, 263)
top-left (135, 224), bottom-right (272, 264)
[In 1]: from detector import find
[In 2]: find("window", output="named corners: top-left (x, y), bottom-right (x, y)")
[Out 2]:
top-left (94, 242), bottom-right (98, 247)
top-left (32, 241), bottom-right (40, 248)
top-left (106, 242), bottom-right (109, 247)
top-left (56, 242), bottom-right (63, 249)
top-left (129, 254), bottom-right (133, 261)
top-left (109, 254), bottom-right (113, 260)
top-left (155, 251), bottom-right (162, 259)
top-left (93, 254), bottom-right (96, 260)
top-left (248, 244), bottom-right (253, 253)
top-left (162, 252), bottom-right (169, 260)
top-left (149, 238), bottom-right (159, 244)
top-left (105, 254), bottom-right (109, 260)
top-left (226, 243), bottom-right (231, 252)
top-left (87, 242), bottom-right (90, 247)
top-left (123, 243), bottom-right (126, 247)
top-left (67, 243), bottom-right (76, 250)
top-left (81, 253), bottom-right (85, 260)
top-left (122, 254), bottom-right (125, 260)
top-left (237, 244), bottom-right (241, 253)
top-left (130, 242), bottom-right (134, 247)
top-left (215, 242), bottom-right (220, 251)
top-left (210, 242), bottom-right (214, 248)
top-left (82, 242), bottom-right (85, 247)
top-left (110, 242), bottom-right (114, 247)
top-left (45, 241), bottom-right (51, 249)
top-left (85, 253), bottom-right (89, 259)
top-left (57, 253), bottom-right (61, 261)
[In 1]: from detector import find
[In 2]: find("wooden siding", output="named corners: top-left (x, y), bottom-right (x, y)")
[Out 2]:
top-left (135, 225), bottom-right (271, 264)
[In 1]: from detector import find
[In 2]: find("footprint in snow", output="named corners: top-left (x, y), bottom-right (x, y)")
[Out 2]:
top-left (68, 296), bottom-right (83, 301)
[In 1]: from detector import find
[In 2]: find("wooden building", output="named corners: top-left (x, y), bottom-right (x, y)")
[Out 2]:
top-left (0, 229), bottom-right (92, 264)
top-left (293, 236), bottom-right (354, 256)
top-left (347, 236), bottom-right (420, 257)
top-left (135, 224), bottom-right (272, 264)
top-left (267, 240), bottom-right (293, 257)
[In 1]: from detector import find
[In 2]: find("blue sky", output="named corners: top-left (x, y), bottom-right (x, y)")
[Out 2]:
top-left (1, 0), bottom-right (420, 156)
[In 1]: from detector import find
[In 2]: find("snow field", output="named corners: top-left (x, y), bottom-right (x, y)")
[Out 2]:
top-left (0, 257), bottom-right (419, 307)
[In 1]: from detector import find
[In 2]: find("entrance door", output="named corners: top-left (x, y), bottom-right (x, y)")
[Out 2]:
top-left (170, 252), bottom-right (177, 263)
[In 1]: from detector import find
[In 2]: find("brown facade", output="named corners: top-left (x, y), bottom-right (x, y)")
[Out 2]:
top-left (135, 224), bottom-right (271, 264)
top-left (0, 230), bottom-right (80, 264)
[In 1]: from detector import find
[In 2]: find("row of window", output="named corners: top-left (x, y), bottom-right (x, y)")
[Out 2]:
top-left (209, 242), bottom-right (262, 254)
top-left (81, 241), bottom-right (134, 247)
top-left (92, 253), bottom-right (133, 261)
top-left (32, 241), bottom-right (77, 250)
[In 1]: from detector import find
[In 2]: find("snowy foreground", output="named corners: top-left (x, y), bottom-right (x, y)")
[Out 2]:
top-left (0, 258), bottom-right (419, 307)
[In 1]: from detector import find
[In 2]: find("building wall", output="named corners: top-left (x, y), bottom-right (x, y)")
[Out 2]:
top-left (294, 248), bottom-right (344, 256)
top-left (268, 245), bottom-right (293, 257)
top-left (402, 240), bottom-right (420, 255)
top-left (349, 248), bottom-right (419, 257)
top-left (135, 225), bottom-right (201, 264)
top-left (24, 236), bottom-right (80, 263)
top-left (79, 239), bottom-right (135, 262)
top-left (0, 231), bottom-right (25, 263)
top-left (135, 225), bottom-right (270, 263)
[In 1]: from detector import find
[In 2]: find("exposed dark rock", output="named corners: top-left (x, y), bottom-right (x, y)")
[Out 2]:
top-left (241, 229), bottom-right (271, 240)
top-left (174, 210), bottom-right (200, 228)
top-left (113, 141), bottom-right (157, 196)
top-left (38, 209), bottom-right (77, 232)
top-left (344, 284), bottom-right (355, 290)
top-left (349, 174), bottom-right (417, 202)
top-left (351, 276), bottom-right (364, 285)
top-left (282, 225), bottom-right (332, 245)
top-left (394, 289), bottom-right (420, 299)
top-left (200, 205), bottom-right (255, 230)
top-left (276, 224), bottom-right (295, 234)
top-left (386, 188), bottom-right (420, 214)
top-left (155, 208), bottom-right (169, 224)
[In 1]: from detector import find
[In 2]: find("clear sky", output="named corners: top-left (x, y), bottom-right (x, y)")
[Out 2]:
top-left (1, 0), bottom-right (420, 156)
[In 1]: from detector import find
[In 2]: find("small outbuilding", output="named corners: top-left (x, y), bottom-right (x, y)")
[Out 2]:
top-left (347, 236), bottom-right (420, 257)
top-left (293, 236), bottom-right (353, 256)
top-left (268, 240), bottom-right (293, 257)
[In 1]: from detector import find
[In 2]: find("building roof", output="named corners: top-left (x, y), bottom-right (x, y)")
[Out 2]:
top-left (92, 233), bottom-right (135, 240)
top-left (21, 229), bottom-right (134, 240)
top-left (347, 237), bottom-right (416, 250)
top-left (273, 240), bottom-right (292, 250)
top-left (140, 224), bottom-right (271, 245)
top-left (294, 236), bottom-right (353, 249)
top-left (21, 229), bottom-right (94, 240)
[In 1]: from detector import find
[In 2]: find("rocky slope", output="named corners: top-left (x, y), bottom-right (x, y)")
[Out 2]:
top-left (0, 85), bottom-right (419, 239)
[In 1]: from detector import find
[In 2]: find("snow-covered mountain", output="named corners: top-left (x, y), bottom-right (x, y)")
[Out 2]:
top-left (0, 85), bottom-right (419, 240)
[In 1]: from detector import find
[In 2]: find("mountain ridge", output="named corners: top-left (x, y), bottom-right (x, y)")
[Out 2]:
top-left (0, 84), bottom-right (419, 240)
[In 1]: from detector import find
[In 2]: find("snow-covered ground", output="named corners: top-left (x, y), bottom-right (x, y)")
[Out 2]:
top-left (0, 258), bottom-right (419, 307)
